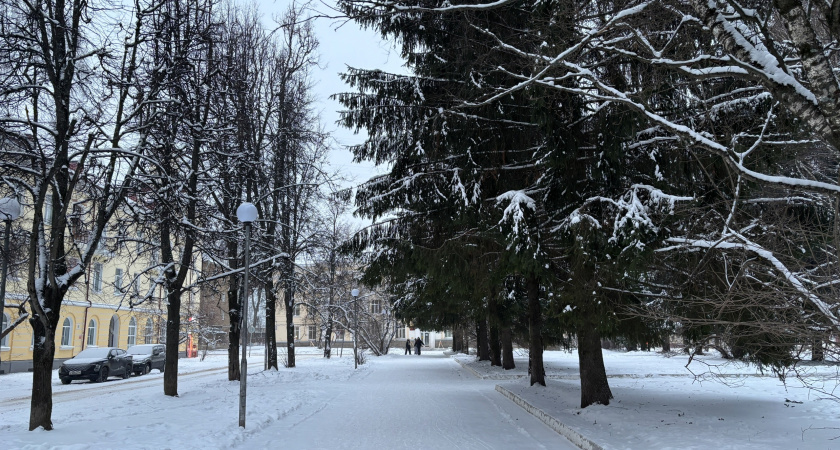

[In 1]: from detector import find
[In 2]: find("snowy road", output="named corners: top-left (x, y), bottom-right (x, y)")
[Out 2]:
top-left (242, 352), bottom-right (575, 450)
top-left (1, 350), bottom-right (574, 449)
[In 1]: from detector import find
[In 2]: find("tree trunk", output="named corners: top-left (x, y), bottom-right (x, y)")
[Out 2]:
top-left (324, 318), bottom-right (333, 358)
top-left (284, 285), bottom-right (296, 368)
top-left (812, 337), bottom-right (825, 362)
top-left (527, 276), bottom-right (545, 386)
top-left (451, 325), bottom-right (461, 352)
top-left (489, 321), bottom-right (501, 366)
top-left (29, 322), bottom-right (57, 430)
top-left (264, 281), bottom-right (278, 369)
top-left (477, 317), bottom-right (490, 361)
top-left (578, 322), bottom-right (612, 408)
top-left (227, 285), bottom-right (241, 381)
top-left (661, 334), bottom-right (671, 353)
top-left (501, 325), bottom-right (515, 370)
top-left (487, 298), bottom-right (502, 367)
top-left (164, 290), bottom-right (181, 397)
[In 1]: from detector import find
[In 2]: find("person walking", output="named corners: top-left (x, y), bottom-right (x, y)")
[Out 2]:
top-left (414, 337), bottom-right (423, 355)
top-left (405, 339), bottom-right (411, 355)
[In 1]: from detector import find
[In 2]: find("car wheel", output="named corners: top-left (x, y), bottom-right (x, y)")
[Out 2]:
top-left (123, 367), bottom-right (131, 379)
top-left (159, 364), bottom-right (165, 373)
top-left (60, 377), bottom-right (71, 385)
top-left (145, 363), bottom-right (151, 375)
top-left (96, 367), bottom-right (109, 383)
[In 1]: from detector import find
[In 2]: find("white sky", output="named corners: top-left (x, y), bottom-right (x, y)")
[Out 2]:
top-left (257, 0), bottom-right (407, 189)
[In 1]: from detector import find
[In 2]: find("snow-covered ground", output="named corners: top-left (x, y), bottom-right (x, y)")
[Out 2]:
top-left (458, 350), bottom-right (840, 450)
top-left (0, 347), bottom-right (574, 449)
top-left (2, 347), bottom-right (838, 449)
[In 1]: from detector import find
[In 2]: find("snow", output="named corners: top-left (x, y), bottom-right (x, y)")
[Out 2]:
top-left (457, 349), bottom-right (840, 450)
top-left (0, 347), bottom-right (574, 449)
top-left (2, 348), bottom-right (838, 449)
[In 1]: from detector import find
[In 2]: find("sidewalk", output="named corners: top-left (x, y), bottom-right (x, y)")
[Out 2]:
top-left (456, 350), bottom-right (840, 450)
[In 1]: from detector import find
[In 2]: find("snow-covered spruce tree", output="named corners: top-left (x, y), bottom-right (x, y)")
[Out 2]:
top-left (0, 0), bottom-right (157, 430)
top-left (337, 0), bottom-right (571, 386)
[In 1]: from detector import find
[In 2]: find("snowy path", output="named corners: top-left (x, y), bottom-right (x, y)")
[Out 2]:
top-left (241, 352), bottom-right (576, 449)
top-left (1, 350), bottom-right (575, 449)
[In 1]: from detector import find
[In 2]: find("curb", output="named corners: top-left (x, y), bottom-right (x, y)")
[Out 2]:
top-left (452, 356), bottom-right (484, 379)
top-left (495, 385), bottom-right (605, 450)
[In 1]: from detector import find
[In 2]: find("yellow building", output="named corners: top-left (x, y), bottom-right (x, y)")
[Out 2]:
top-left (0, 194), bottom-right (203, 374)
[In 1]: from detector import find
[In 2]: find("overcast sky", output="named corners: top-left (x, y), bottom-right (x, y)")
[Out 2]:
top-left (256, 0), bottom-right (407, 189)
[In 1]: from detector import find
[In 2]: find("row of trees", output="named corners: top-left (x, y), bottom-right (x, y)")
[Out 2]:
top-left (336, 0), bottom-right (840, 407)
top-left (0, 0), bottom-right (342, 431)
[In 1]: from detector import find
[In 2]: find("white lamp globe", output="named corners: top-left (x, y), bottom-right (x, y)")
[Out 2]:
top-left (236, 202), bottom-right (258, 223)
top-left (0, 197), bottom-right (21, 221)
top-left (351, 289), bottom-right (359, 297)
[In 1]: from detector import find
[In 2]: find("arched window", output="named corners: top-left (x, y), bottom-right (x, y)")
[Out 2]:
top-left (127, 317), bottom-right (136, 346)
top-left (108, 315), bottom-right (120, 347)
top-left (87, 319), bottom-right (97, 346)
top-left (1, 313), bottom-right (9, 347)
top-left (144, 318), bottom-right (154, 344)
top-left (61, 318), bottom-right (72, 347)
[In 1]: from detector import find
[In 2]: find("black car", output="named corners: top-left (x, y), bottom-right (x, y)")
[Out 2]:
top-left (126, 344), bottom-right (166, 375)
top-left (58, 347), bottom-right (133, 384)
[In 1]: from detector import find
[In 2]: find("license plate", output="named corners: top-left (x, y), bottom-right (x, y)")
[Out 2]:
top-left (69, 371), bottom-right (81, 375)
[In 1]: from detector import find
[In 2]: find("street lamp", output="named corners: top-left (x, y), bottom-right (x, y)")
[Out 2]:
top-left (0, 197), bottom-right (21, 364)
top-left (351, 288), bottom-right (359, 369)
top-left (236, 202), bottom-right (257, 428)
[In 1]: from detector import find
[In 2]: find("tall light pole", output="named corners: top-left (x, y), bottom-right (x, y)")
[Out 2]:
top-left (236, 202), bottom-right (257, 428)
top-left (351, 288), bottom-right (359, 369)
top-left (0, 197), bottom-right (21, 370)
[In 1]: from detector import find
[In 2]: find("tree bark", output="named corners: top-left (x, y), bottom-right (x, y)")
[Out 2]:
top-left (489, 321), bottom-right (501, 366)
top-left (477, 317), bottom-right (490, 361)
top-left (812, 337), bottom-right (825, 361)
top-left (29, 315), bottom-right (57, 430)
top-left (264, 281), bottom-right (278, 369)
top-left (501, 325), bottom-right (515, 370)
top-left (577, 322), bottom-right (612, 408)
top-left (227, 285), bottom-right (241, 381)
top-left (284, 283), bottom-right (296, 368)
top-left (164, 290), bottom-right (181, 397)
top-left (661, 334), bottom-right (671, 353)
top-left (527, 276), bottom-right (545, 386)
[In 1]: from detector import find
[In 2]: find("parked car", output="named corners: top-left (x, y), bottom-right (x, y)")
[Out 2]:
top-left (58, 347), bottom-right (133, 384)
top-left (126, 344), bottom-right (166, 375)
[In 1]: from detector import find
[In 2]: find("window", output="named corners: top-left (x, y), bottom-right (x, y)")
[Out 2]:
top-left (127, 317), bottom-right (136, 346)
top-left (61, 318), bottom-right (72, 346)
top-left (144, 318), bottom-right (154, 344)
top-left (444, 329), bottom-right (452, 338)
top-left (293, 325), bottom-right (300, 341)
top-left (108, 315), bottom-right (119, 347)
top-left (1, 313), bottom-right (8, 347)
top-left (92, 262), bottom-right (103, 293)
top-left (307, 325), bottom-right (317, 340)
top-left (87, 319), bottom-right (97, 346)
top-left (293, 304), bottom-right (301, 316)
top-left (396, 325), bottom-right (405, 339)
top-left (114, 268), bottom-right (123, 295)
top-left (370, 298), bottom-right (382, 314)
top-left (136, 231), bottom-right (143, 254)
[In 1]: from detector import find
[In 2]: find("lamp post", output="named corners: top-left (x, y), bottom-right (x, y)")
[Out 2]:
top-left (236, 202), bottom-right (257, 428)
top-left (0, 197), bottom-right (21, 365)
top-left (351, 288), bottom-right (359, 369)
